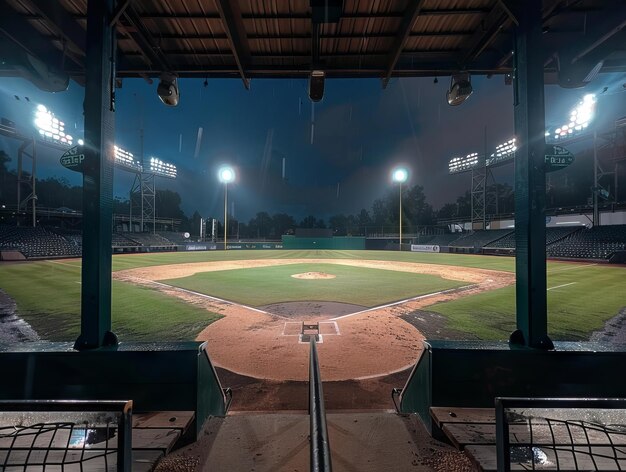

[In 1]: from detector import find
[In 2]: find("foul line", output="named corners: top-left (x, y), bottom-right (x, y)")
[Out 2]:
top-left (548, 263), bottom-right (597, 274)
top-left (145, 279), bottom-right (291, 319)
top-left (547, 282), bottom-right (577, 291)
top-left (46, 260), bottom-right (81, 269)
top-left (330, 284), bottom-right (476, 321)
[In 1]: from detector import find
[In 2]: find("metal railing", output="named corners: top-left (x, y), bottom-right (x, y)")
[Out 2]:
top-left (496, 397), bottom-right (626, 471)
top-left (0, 400), bottom-right (132, 472)
top-left (309, 338), bottom-right (332, 472)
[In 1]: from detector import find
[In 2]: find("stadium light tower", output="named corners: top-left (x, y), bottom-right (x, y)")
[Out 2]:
top-left (391, 167), bottom-right (408, 250)
top-left (550, 94), bottom-right (596, 141)
top-left (218, 166), bottom-right (235, 250)
top-left (34, 104), bottom-right (73, 147)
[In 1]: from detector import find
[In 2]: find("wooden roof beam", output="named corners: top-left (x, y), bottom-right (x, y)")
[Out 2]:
top-left (0, 0), bottom-right (77, 71)
top-left (381, 0), bottom-right (427, 88)
top-left (215, 0), bottom-right (250, 89)
top-left (23, 0), bottom-right (86, 62)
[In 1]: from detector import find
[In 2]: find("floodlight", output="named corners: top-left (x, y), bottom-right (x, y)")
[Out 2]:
top-left (448, 152), bottom-right (480, 174)
top-left (157, 72), bottom-right (180, 107)
top-left (34, 105), bottom-right (73, 146)
top-left (550, 94), bottom-right (596, 141)
top-left (391, 167), bottom-right (408, 183)
top-left (77, 139), bottom-right (84, 146)
top-left (486, 138), bottom-right (517, 167)
top-left (218, 166), bottom-right (235, 183)
top-left (114, 145), bottom-right (143, 173)
top-left (149, 157), bottom-right (177, 178)
top-left (446, 72), bottom-right (473, 106)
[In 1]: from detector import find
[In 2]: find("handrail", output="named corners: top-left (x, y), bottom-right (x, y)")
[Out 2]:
top-left (309, 338), bottom-right (332, 472)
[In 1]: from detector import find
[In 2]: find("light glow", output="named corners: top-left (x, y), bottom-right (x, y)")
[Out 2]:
top-left (114, 145), bottom-right (143, 173)
top-left (149, 157), bottom-right (177, 179)
top-left (392, 167), bottom-right (408, 183)
top-left (448, 152), bottom-right (480, 174)
top-left (34, 105), bottom-right (73, 147)
top-left (550, 94), bottom-right (596, 141)
top-left (218, 166), bottom-right (235, 183)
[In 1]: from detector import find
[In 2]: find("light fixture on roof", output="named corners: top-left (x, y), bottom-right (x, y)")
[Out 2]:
top-left (308, 70), bottom-right (325, 102)
top-left (446, 72), bottom-right (473, 106)
top-left (157, 72), bottom-right (180, 107)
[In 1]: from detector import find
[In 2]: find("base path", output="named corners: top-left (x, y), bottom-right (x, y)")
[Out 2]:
top-left (115, 259), bottom-right (514, 381)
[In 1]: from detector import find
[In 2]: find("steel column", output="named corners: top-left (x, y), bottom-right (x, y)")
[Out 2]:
top-left (510, 0), bottom-right (553, 349)
top-left (75, 0), bottom-right (117, 350)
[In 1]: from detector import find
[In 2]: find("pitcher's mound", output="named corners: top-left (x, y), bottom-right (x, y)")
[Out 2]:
top-left (291, 271), bottom-right (336, 279)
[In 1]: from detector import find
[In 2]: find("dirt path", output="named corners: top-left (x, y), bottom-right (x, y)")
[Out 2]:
top-left (114, 259), bottom-right (514, 381)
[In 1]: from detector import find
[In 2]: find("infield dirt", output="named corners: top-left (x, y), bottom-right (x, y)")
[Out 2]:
top-left (114, 258), bottom-right (514, 383)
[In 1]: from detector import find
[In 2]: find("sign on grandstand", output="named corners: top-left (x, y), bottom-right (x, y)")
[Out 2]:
top-left (411, 244), bottom-right (440, 253)
top-left (60, 146), bottom-right (86, 173)
top-left (544, 145), bottom-right (574, 172)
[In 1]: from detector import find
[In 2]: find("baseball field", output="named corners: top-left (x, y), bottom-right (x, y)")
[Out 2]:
top-left (0, 250), bottom-right (624, 383)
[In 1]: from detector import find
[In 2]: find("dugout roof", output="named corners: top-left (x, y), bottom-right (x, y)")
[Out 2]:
top-left (1, 0), bottom-right (625, 89)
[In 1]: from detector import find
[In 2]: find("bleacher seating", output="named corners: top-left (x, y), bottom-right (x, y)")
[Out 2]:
top-left (111, 233), bottom-right (137, 247)
top-left (547, 224), bottom-right (626, 260)
top-left (423, 233), bottom-right (463, 246)
top-left (124, 232), bottom-right (175, 247)
top-left (0, 225), bottom-right (80, 258)
top-left (486, 226), bottom-right (582, 249)
top-left (158, 231), bottom-right (189, 244)
top-left (449, 229), bottom-right (513, 248)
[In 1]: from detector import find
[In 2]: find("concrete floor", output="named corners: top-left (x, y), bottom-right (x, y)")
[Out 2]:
top-left (161, 410), bottom-right (471, 471)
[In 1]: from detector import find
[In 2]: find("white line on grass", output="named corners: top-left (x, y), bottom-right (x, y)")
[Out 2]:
top-left (548, 263), bottom-right (597, 274)
top-left (329, 284), bottom-right (476, 321)
top-left (46, 260), bottom-right (80, 268)
top-left (146, 279), bottom-right (291, 319)
top-left (547, 282), bottom-right (577, 291)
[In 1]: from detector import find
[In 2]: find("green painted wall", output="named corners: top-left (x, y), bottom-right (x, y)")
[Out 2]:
top-left (281, 236), bottom-right (366, 250)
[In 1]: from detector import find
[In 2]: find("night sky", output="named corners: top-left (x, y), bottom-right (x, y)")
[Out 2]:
top-left (1, 72), bottom-right (624, 222)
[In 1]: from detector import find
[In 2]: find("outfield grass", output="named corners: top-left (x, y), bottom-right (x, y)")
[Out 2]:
top-left (0, 251), bottom-right (623, 342)
top-left (101, 249), bottom-right (517, 273)
top-left (0, 261), bottom-right (221, 341)
top-left (162, 262), bottom-right (466, 307)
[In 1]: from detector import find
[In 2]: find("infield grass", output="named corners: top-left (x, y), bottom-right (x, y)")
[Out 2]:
top-left (161, 262), bottom-right (466, 307)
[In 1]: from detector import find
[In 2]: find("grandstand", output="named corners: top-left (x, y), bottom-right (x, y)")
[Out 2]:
top-left (486, 226), bottom-right (582, 249)
top-left (0, 224), bottom-right (80, 258)
top-left (2, 224), bottom-right (625, 261)
top-left (547, 224), bottom-right (626, 260)
top-left (124, 232), bottom-right (175, 247)
top-left (420, 233), bottom-right (463, 247)
top-left (449, 229), bottom-right (513, 249)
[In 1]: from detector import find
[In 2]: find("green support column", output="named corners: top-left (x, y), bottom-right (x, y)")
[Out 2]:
top-left (75, 0), bottom-right (117, 350)
top-left (510, 0), bottom-right (553, 349)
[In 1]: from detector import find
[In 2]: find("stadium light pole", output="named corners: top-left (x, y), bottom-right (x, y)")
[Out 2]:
top-left (392, 167), bottom-right (408, 250)
top-left (218, 166), bottom-right (235, 250)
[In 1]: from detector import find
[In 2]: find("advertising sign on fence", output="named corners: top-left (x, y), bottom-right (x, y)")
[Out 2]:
top-left (184, 244), bottom-right (217, 251)
top-left (411, 244), bottom-right (440, 253)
